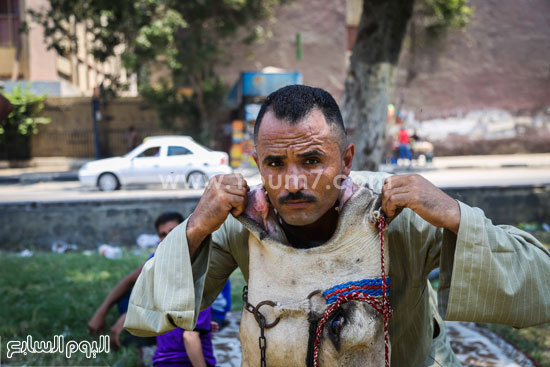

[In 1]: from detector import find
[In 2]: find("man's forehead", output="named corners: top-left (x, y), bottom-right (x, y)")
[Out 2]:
top-left (256, 109), bottom-right (334, 145)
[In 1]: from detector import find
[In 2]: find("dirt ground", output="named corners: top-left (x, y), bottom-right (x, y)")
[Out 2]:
top-left (209, 312), bottom-right (536, 367)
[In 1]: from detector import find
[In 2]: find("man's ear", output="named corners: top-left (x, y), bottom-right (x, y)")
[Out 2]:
top-left (342, 143), bottom-right (354, 176)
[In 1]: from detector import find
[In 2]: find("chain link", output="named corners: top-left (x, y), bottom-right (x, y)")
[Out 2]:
top-left (258, 313), bottom-right (267, 367)
top-left (243, 285), bottom-right (268, 367)
top-left (243, 285), bottom-right (255, 313)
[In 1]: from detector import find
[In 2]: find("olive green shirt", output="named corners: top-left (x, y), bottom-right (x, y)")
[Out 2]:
top-left (125, 171), bottom-right (550, 366)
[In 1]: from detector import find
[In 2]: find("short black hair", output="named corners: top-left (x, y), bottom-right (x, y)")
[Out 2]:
top-left (253, 85), bottom-right (347, 149)
top-left (154, 212), bottom-right (184, 230)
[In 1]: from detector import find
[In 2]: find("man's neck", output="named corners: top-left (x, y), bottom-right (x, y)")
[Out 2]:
top-left (279, 205), bottom-right (339, 249)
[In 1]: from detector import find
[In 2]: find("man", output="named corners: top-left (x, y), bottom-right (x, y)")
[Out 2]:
top-left (88, 212), bottom-right (185, 347)
top-left (210, 280), bottom-right (232, 330)
top-left (125, 85), bottom-right (550, 366)
top-left (90, 211), bottom-right (216, 366)
top-left (153, 305), bottom-right (216, 367)
top-left (397, 126), bottom-right (412, 163)
top-left (125, 125), bottom-right (138, 152)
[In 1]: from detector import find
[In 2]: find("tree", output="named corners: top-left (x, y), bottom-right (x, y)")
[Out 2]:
top-left (30, 0), bottom-right (287, 143)
top-left (342, 0), bottom-right (471, 170)
top-left (0, 85), bottom-right (51, 160)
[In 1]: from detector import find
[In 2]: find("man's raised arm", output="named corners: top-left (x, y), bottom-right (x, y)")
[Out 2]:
top-left (380, 173), bottom-right (550, 327)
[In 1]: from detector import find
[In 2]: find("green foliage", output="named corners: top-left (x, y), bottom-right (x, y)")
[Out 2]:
top-left (0, 251), bottom-right (144, 366)
top-left (423, 0), bottom-right (472, 30)
top-left (0, 251), bottom-right (245, 365)
top-left (1, 85), bottom-right (50, 138)
top-left (31, 0), bottom-right (287, 141)
top-left (482, 323), bottom-right (550, 367)
top-left (140, 76), bottom-right (227, 144)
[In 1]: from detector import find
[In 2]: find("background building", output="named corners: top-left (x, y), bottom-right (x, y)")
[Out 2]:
top-left (0, 0), bottom-right (137, 96)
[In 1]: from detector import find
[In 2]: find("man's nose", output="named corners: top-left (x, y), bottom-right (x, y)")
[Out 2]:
top-left (284, 165), bottom-right (306, 193)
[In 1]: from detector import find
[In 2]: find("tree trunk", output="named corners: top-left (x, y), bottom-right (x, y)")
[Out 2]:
top-left (342, 0), bottom-right (415, 171)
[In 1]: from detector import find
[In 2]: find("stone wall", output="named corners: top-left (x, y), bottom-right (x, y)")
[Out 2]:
top-left (0, 197), bottom-right (199, 251)
top-left (1, 184), bottom-right (548, 251)
top-left (393, 0), bottom-right (550, 119)
top-left (218, 0), bottom-right (347, 101)
top-left (443, 185), bottom-right (550, 226)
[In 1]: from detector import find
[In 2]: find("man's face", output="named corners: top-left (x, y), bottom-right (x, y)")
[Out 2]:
top-left (253, 108), bottom-right (354, 226)
top-left (157, 220), bottom-right (180, 241)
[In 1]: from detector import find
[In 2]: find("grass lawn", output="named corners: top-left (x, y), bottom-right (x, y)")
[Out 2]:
top-left (0, 251), bottom-right (245, 366)
top-left (482, 322), bottom-right (550, 366)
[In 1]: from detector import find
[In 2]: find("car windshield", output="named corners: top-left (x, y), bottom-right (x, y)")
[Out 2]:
top-left (124, 145), bottom-right (142, 158)
top-left (137, 147), bottom-right (161, 158)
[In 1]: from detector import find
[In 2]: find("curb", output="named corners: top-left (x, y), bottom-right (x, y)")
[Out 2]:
top-left (0, 171), bottom-right (79, 184)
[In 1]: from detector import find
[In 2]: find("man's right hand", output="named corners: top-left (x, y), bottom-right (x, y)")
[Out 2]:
top-left (186, 173), bottom-right (249, 258)
top-left (88, 312), bottom-right (106, 335)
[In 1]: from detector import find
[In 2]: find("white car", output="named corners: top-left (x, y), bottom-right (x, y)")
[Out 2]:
top-left (78, 136), bottom-right (232, 191)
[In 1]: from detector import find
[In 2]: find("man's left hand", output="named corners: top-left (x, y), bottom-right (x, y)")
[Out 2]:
top-left (382, 174), bottom-right (460, 234)
top-left (109, 313), bottom-right (126, 349)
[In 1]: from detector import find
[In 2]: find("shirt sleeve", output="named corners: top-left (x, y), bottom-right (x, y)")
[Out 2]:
top-left (124, 215), bottom-right (248, 337)
top-left (358, 170), bottom-right (550, 328)
top-left (437, 201), bottom-right (550, 328)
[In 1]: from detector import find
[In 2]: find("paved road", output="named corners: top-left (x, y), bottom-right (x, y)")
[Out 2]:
top-left (0, 167), bottom-right (549, 203)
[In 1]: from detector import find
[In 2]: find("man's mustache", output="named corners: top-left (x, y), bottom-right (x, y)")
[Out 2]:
top-left (278, 191), bottom-right (317, 204)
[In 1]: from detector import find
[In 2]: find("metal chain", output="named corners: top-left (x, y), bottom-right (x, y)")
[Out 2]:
top-left (243, 285), bottom-right (273, 367)
top-left (243, 285), bottom-right (255, 313)
top-left (258, 313), bottom-right (267, 367)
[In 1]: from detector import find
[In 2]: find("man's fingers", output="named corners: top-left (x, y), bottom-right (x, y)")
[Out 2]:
top-left (382, 183), bottom-right (411, 197)
top-left (383, 174), bottom-right (419, 191)
top-left (226, 192), bottom-right (247, 217)
top-left (110, 329), bottom-right (122, 349)
top-left (211, 321), bottom-right (220, 333)
top-left (212, 173), bottom-right (248, 187)
top-left (223, 184), bottom-right (250, 196)
top-left (87, 322), bottom-right (103, 335)
top-left (382, 192), bottom-right (409, 218)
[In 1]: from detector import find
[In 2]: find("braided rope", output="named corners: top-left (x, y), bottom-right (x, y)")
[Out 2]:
top-left (312, 216), bottom-right (391, 367)
top-left (322, 278), bottom-right (391, 304)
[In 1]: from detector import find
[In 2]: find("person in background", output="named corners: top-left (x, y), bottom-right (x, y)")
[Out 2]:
top-left (89, 212), bottom-right (217, 366)
top-left (397, 126), bottom-right (413, 163)
top-left (411, 129), bottom-right (421, 142)
top-left (125, 125), bottom-right (138, 152)
top-left (211, 281), bottom-right (232, 330)
top-left (88, 212), bottom-right (184, 348)
top-left (153, 306), bottom-right (217, 367)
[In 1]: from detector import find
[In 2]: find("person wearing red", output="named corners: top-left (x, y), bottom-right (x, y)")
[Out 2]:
top-left (397, 126), bottom-right (412, 162)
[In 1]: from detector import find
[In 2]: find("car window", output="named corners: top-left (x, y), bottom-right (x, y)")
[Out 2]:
top-left (168, 146), bottom-right (192, 156)
top-left (137, 146), bottom-right (161, 158)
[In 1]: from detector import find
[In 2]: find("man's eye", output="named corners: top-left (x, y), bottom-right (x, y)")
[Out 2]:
top-left (305, 158), bottom-right (320, 165)
top-left (267, 161), bottom-right (282, 167)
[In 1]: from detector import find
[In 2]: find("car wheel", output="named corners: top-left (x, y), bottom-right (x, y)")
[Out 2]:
top-left (187, 171), bottom-right (208, 189)
top-left (417, 154), bottom-right (427, 165)
top-left (98, 173), bottom-right (120, 191)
